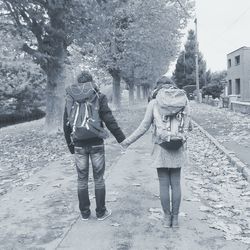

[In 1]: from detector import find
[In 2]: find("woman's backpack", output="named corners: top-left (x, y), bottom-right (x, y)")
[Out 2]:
top-left (153, 86), bottom-right (187, 150)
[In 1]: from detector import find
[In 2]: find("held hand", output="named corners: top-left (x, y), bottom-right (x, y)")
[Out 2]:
top-left (188, 121), bottom-right (193, 131)
top-left (120, 144), bottom-right (127, 154)
top-left (182, 133), bottom-right (187, 142)
top-left (120, 140), bottom-right (129, 153)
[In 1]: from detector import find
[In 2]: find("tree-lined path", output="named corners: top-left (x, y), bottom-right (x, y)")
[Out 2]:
top-left (0, 105), bottom-right (250, 249)
top-left (1, 1), bottom-right (250, 249)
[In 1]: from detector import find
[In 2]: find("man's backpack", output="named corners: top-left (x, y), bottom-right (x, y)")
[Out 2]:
top-left (153, 85), bottom-right (187, 150)
top-left (65, 82), bottom-right (109, 142)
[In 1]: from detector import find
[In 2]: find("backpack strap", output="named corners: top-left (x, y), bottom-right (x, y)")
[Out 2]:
top-left (90, 82), bottom-right (100, 99)
top-left (72, 102), bottom-right (80, 133)
top-left (79, 102), bottom-right (87, 127)
top-left (176, 107), bottom-right (185, 132)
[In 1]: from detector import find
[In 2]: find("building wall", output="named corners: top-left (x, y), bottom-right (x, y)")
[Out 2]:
top-left (243, 49), bottom-right (250, 101)
top-left (227, 47), bottom-right (250, 102)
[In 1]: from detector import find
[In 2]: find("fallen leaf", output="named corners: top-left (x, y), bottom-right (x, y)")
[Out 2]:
top-left (111, 223), bottom-right (120, 227)
top-left (184, 197), bottom-right (200, 202)
top-left (107, 197), bottom-right (117, 202)
top-left (153, 194), bottom-right (160, 198)
top-left (52, 184), bottom-right (62, 188)
top-left (132, 183), bottom-right (141, 187)
top-left (149, 208), bottom-right (162, 213)
top-left (209, 221), bottom-right (228, 232)
top-left (241, 237), bottom-right (250, 244)
top-left (148, 213), bottom-right (162, 221)
top-left (179, 212), bottom-right (187, 217)
top-left (108, 191), bottom-right (119, 196)
top-left (22, 197), bottom-right (33, 203)
top-left (199, 206), bottom-right (212, 212)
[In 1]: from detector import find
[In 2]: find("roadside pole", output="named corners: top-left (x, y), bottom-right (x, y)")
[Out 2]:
top-left (195, 18), bottom-right (201, 103)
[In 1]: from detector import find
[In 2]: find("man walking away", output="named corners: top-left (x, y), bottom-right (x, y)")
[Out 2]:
top-left (63, 71), bottom-right (125, 221)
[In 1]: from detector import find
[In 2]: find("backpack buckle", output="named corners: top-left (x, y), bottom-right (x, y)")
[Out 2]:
top-left (162, 115), bottom-right (170, 123)
top-left (178, 126), bottom-right (184, 132)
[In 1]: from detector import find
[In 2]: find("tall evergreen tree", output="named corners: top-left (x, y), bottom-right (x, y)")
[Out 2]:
top-left (173, 29), bottom-right (207, 89)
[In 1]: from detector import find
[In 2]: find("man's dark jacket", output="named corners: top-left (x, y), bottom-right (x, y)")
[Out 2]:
top-left (63, 83), bottom-right (125, 154)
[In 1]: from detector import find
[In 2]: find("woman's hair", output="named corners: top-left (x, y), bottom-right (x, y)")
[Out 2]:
top-left (156, 76), bottom-right (175, 86)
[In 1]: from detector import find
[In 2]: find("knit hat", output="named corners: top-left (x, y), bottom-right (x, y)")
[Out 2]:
top-left (77, 70), bottom-right (93, 83)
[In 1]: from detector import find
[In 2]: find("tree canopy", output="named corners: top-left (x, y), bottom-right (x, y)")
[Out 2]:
top-left (93, 0), bottom-right (194, 105)
top-left (0, 0), bottom-right (104, 130)
top-left (0, 0), bottom-right (195, 128)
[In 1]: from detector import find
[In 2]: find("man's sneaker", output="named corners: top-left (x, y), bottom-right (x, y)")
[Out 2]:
top-left (81, 213), bottom-right (91, 221)
top-left (97, 209), bottom-right (112, 221)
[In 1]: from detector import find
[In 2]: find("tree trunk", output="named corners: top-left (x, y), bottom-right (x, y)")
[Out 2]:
top-left (145, 86), bottom-right (149, 97)
top-left (44, 8), bottom-right (68, 133)
top-left (129, 84), bottom-right (135, 106)
top-left (142, 86), bottom-right (147, 100)
top-left (45, 61), bottom-right (66, 132)
top-left (136, 85), bottom-right (141, 101)
top-left (112, 73), bottom-right (121, 109)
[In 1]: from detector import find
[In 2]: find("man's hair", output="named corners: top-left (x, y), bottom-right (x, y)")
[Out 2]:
top-left (77, 70), bottom-right (93, 83)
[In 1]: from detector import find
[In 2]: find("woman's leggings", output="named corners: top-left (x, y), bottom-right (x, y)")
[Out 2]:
top-left (157, 168), bottom-right (181, 215)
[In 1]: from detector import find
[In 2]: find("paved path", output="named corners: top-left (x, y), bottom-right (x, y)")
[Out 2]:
top-left (190, 101), bottom-right (250, 168)
top-left (1, 103), bottom-right (250, 249)
top-left (56, 130), bottom-right (249, 250)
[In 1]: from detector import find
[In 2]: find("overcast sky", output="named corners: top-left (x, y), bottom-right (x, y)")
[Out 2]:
top-left (167, 0), bottom-right (250, 74)
top-left (196, 0), bottom-right (250, 71)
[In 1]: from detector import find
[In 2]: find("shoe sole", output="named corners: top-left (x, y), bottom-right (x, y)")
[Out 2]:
top-left (172, 225), bottom-right (179, 228)
top-left (81, 217), bottom-right (89, 221)
top-left (163, 215), bottom-right (172, 228)
top-left (97, 210), bottom-right (112, 221)
top-left (81, 214), bottom-right (91, 221)
top-left (163, 225), bottom-right (172, 228)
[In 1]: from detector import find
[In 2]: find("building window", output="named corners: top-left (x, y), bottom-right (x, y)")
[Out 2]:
top-left (228, 80), bottom-right (232, 95)
top-left (235, 78), bottom-right (240, 95)
top-left (228, 59), bottom-right (231, 68)
top-left (235, 55), bottom-right (240, 65)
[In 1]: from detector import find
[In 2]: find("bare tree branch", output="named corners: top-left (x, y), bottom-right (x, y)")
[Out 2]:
top-left (22, 43), bottom-right (54, 66)
top-left (18, 6), bottom-right (32, 26)
top-left (4, 1), bottom-right (22, 27)
top-left (0, 13), bottom-right (12, 17)
top-left (33, 0), bottom-right (48, 8)
top-left (30, 18), bottom-right (43, 44)
top-left (8, 4), bottom-right (44, 46)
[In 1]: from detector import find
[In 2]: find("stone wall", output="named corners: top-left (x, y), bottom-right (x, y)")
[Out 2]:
top-left (230, 101), bottom-right (250, 114)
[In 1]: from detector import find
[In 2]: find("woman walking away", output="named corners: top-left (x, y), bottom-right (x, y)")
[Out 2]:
top-left (121, 76), bottom-right (190, 228)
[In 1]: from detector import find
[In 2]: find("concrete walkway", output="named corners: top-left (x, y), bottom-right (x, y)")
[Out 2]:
top-left (56, 131), bottom-right (248, 250)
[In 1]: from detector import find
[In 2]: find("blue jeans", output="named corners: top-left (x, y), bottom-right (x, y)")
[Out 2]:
top-left (74, 144), bottom-right (106, 218)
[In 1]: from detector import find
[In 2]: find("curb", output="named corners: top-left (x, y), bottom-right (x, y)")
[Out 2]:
top-left (192, 119), bottom-right (250, 182)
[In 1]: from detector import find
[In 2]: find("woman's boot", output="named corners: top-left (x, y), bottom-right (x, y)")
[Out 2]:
top-left (172, 214), bottom-right (179, 228)
top-left (163, 214), bottom-right (172, 228)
